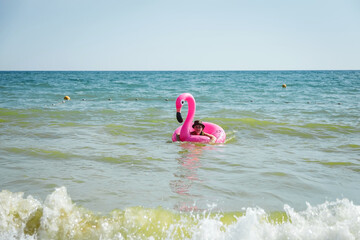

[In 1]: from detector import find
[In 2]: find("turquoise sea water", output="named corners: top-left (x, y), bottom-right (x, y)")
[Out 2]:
top-left (0, 71), bottom-right (359, 239)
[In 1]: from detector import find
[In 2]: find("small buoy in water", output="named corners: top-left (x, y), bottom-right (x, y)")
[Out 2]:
top-left (64, 96), bottom-right (71, 100)
top-left (282, 84), bottom-right (287, 88)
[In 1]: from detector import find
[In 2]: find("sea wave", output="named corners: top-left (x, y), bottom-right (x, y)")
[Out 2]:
top-left (1, 187), bottom-right (359, 240)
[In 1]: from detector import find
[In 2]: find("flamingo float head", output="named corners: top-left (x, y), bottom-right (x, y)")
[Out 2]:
top-left (175, 93), bottom-right (194, 123)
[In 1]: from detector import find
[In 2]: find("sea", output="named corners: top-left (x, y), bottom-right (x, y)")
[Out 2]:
top-left (0, 71), bottom-right (359, 240)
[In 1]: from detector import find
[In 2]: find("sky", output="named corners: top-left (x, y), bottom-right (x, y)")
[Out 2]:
top-left (0, 0), bottom-right (359, 71)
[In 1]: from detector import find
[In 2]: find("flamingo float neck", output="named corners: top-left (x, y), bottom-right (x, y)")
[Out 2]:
top-left (176, 93), bottom-right (196, 141)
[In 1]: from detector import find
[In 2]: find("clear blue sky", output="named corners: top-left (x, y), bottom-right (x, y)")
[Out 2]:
top-left (0, 0), bottom-right (359, 70)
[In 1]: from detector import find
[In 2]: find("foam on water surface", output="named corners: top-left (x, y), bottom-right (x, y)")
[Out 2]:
top-left (1, 187), bottom-right (359, 240)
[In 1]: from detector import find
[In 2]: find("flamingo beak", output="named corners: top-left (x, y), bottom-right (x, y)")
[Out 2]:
top-left (176, 111), bottom-right (183, 123)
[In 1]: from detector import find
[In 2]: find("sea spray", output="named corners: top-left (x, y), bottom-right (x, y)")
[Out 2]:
top-left (0, 189), bottom-right (42, 239)
top-left (1, 187), bottom-right (360, 240)
top-left (280, 200), bottom-right (360, 239)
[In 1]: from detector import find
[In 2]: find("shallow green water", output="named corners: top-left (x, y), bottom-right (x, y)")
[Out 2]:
top-left (0, 71), bottom-right (359, 239)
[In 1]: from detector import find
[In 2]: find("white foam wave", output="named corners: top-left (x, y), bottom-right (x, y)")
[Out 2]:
top-left (192, 202), bottom-right (360, 240)
top-left (0, 187), bottom-right (359, 240)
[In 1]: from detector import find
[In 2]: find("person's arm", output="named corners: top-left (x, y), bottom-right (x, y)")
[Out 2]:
top-left (203, 132), bottom-right (217, 143)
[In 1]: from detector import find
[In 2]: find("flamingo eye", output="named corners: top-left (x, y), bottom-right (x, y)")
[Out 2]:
top-left (181, 100), bottom-right (185, 105)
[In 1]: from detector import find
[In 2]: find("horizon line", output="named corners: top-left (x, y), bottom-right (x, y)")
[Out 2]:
top-left (1, 69), bottom-right (359, 72)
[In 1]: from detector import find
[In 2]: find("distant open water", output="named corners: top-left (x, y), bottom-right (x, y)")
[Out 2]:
top-left (0, 71), bottom-right (359, 239)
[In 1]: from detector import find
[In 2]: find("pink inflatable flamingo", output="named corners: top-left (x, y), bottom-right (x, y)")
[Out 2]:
top-left (172, 93), bottom-right (226, 143)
